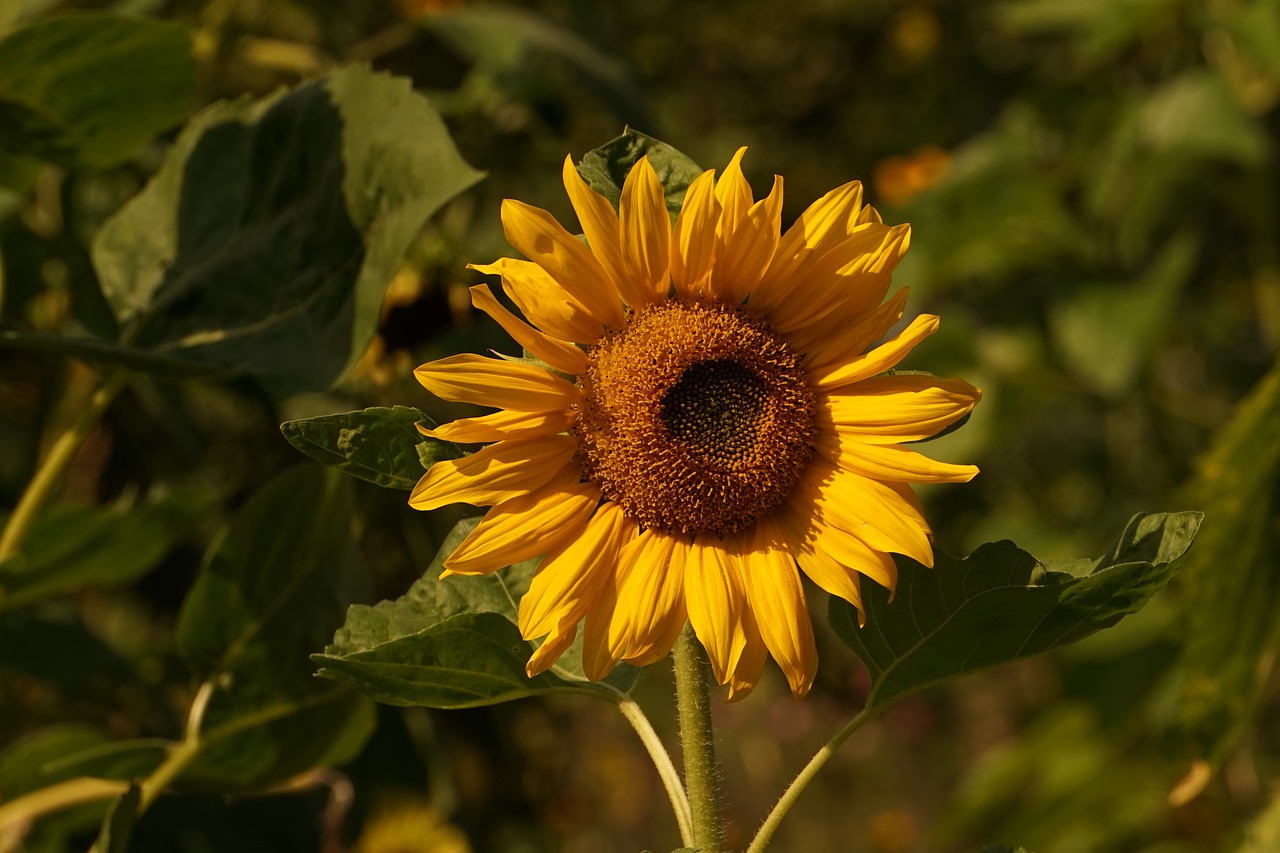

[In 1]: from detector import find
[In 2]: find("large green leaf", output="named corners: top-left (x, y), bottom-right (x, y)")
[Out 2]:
top-left (1174, 362), bottom-right (1280, 761)
top-left (173, 466), bottom-right (375, 789)
top-left (576, 128), bottom-right (704, 219)
top-left (0, 489), bottom-right (213, 608)
top-left (830, 512), bottom-right (1201, 713)
top-left (89, 66), bottom-right (482, 396)
top-left (280, 406), bottom-right (458, 490)
top-left (0, 14), bottom-right (193, 168)
top-left (315, 516), bottom-right (640, 708)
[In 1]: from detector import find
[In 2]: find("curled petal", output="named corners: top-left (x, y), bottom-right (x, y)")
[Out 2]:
top-left (526, 614), bottom-right (579, 678)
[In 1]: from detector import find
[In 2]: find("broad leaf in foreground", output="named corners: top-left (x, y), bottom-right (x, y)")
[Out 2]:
top-left (87, 66), bottom-right (482, 396)
top-left (280, 406), bottom-right (457, 490)
top-left (830, 511), bottom-right (1202, 712)
top-left (315, 517), bottom-right (640, 708)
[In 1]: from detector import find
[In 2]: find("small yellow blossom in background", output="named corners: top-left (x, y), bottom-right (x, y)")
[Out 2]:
top-left (872, 145), bottom-right (951, 208)
top-left (410, 149), bottom-right (981, 700)
top-left (353, 797), bottom-right (471, 853)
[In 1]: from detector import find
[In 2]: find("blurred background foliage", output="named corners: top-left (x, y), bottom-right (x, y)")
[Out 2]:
top-left (0, 0), bottom-right (1278, 851)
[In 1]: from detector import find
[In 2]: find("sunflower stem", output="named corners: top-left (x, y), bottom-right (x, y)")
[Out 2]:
top-left (745, 705), bottom-right (876, 853)
top-left (0, 371), bottom-right (125, 587)
top-left (618, 695), bottom-right (694, 847)
top-left (672, 622), bottom-right (723, 853)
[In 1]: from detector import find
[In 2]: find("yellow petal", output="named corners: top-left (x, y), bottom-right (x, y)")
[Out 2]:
top-left (609, 529), bottom-right (688, 665)
top-left (764, 222), bottom-right (898, 334)
top-left (736, 517), bottom-right (817, 698)
top-left (526, 614), bottom-right (578, 678)
top-left (619, 156), bottom-right (672, 307)
top-left (469, 284), bottom-right (588, 376)
top-left (714, 147), bottom-right (753, 244)
top-left (799, 287), bottom-right (909, 372)
top-left (776, 507), bottom-right (866, 617)
top-left (561, 155), bottom-right (631, 301)
top-left (442, 473), bottom-right (599, 576)
top-left (750, 179), bottom-right (864, 313)
top-left (518, 501), bottom-right (630, 640)
top-left (814, 432), bottom-right (979, 484)
top-left (857, 204), bottom-right (883, 225)
top-left (798, 459), bottom-right (934, 568)
top-left (500, 199), bottom-right (626, 328)
top-left (810, 314), bottom-right (940, 389)
top-left (713, 175), bottom-right (783, 305)
top-left (684, 537), bottom-right (748, 687)
top-left (471, 257), bottom-right (604, 343)
top-left (820, 374), bottom-right (982, 443)
top-left (581, 576), bottom-right (621, 681)
top-left (779, 496), bottom-right (898, 593)
top-left (408, 435), bottom-right (577, 511)
top-left (414, 353), bottom-right (579, 411)
top-left (669, 170), bottom-right (720, 299)
top-left (419, 408), bottom-right (574, 444)
top-left (724, 600), bottom-right (767, 702)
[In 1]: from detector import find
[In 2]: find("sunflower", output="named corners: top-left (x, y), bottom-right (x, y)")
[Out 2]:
top-left (409, 149), bottom-right (980, 700)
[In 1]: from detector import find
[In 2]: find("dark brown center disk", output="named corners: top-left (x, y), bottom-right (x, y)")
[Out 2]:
top-left (575, 298), bottom-right (816, 535)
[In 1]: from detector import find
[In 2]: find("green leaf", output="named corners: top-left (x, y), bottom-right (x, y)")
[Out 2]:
top-left (94, 782), bottom-right (140, 853)
top-left (830, 512), bottom-right (1202, 713)
top-left (315, 516), bottom-right (639, 709)
top-left (1175, 362), bottom-right (1280, 761)
top-left (0, 329), bottom-right (234, 378)
top-left (280, 406), bottom-right (457, 490)
top-left (90, 66), bottom-right (483, 396)
top-left (576, 128), bottom-right (704, 220)
top-left (0, 14), bottom-right (193, 168)
top-left (0, 489), bottom-right (214, 608)
top-left (174, 466), bottom-right (376, 789)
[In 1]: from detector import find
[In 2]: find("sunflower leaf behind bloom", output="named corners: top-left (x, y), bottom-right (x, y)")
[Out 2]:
top-left (830, 511), bottom-right (1203, 715)
top-left (315, 517), bottom-right (642, 709)
top-left (576, 128), bottom-right (704, 219)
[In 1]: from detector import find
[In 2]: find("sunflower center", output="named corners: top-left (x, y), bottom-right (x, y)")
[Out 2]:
top-left (575, 299), bottom-right (816, 535)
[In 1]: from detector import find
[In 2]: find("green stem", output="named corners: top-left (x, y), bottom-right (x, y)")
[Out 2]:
top-left (0, 371), bottom-right (126, 571)
top-left (618, 696), bottom-right (694, 848)
top-left (138, 679), bottom-right (216, 812)
top-left (745, 706), bottom-right (876, 853)
top-left (672, 623), bottom-right (722, 853)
